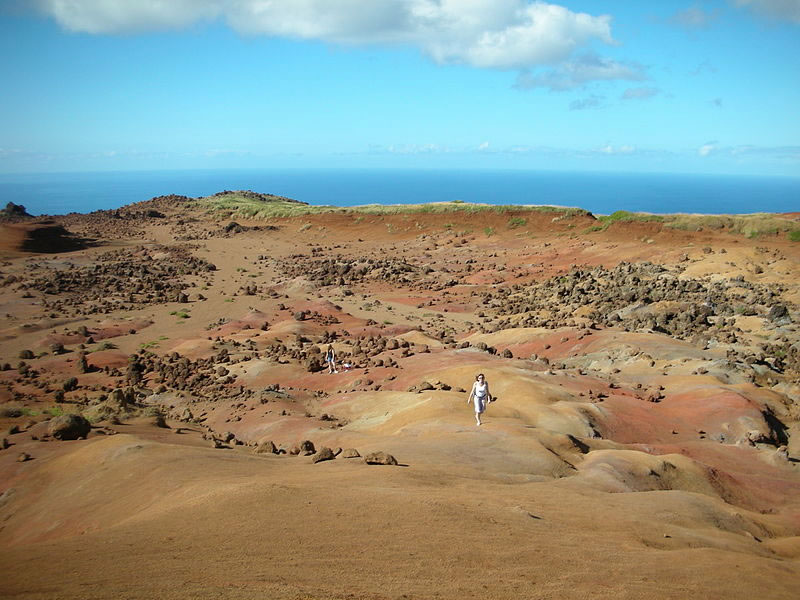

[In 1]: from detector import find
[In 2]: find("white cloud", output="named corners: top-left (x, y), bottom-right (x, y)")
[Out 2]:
top-left (478, 141), bottom-right (490, 151)
top-left (698, 142), bottom-right (717, 156)
top-left (34, 0), bottom-right (222, 33)
top-left (621, 86), bottom-right (661, 100)
top-left (732, 0), bottom-right (800, 24)
top-left (598, 144), bottom-right (636, 155)
top-left (34, 1), bottom-right (618, 71)
top-left (515, 53), bottom-right (645, 91)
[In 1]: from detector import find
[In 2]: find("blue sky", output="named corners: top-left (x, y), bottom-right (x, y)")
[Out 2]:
top-left (1, 0), bottom-right (799, 176)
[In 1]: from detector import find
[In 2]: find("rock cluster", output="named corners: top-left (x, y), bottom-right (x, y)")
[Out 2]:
top-left (487, 262), bottom-right (791, 341)
top-left (278, 256), bottom-right (422, 287)
top-left (22, 245), bottom-right (216, 316)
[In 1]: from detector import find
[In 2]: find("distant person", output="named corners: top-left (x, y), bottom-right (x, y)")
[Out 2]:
top-left (467, 373), bottom-right (492, 426)
top-left (325, 344), bottom-right (338, 374)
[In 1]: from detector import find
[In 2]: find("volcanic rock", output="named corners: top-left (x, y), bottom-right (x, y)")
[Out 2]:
top-left (48, 414), bottom-right (91, 440)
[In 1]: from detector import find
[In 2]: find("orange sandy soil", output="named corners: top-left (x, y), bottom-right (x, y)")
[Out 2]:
top-left (0, 200), bottom-right (799, 599)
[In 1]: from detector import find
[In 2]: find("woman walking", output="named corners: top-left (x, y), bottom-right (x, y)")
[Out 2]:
top-left (467, 373), bottom-right (492, 426)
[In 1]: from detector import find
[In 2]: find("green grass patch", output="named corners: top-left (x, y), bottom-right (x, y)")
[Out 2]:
top-left (597, 211), bottom-right (666, 227)
top-left (484, 226), bottom-right (495, 237)
top-left (191, 191), bottom-right (795, 241)
top-left (44, 405), bottom-right (65, 417)
top-left (192, 190), bottom-right (591, 221)
top-left (169, 310), bottom-right (190, 319)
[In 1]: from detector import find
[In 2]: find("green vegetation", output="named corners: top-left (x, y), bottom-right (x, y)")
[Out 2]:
top-left (89, 341), bottom-right (117, 353)
top-left (193, 190), bottom-right (591, 221)
top-left (44, 405), bottom-right (65, 417)
top-left (170, 310), bottom-right (190, 319)
top-left (192, 191), bottom-right (795, 240)
top-left (587, 210), bottom-right (796, 239)
top-left (597, 211), bottom-right (665, 227)
top-left (484, 226), bottom-right (495, 237)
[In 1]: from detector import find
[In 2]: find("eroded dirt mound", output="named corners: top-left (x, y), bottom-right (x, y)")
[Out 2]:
top-left (0, 221), bottom-right (88, 254)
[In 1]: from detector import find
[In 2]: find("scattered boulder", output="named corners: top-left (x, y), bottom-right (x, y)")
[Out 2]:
top-left (341, 448), bottom-right (361, 459)
top-left (149, 414), bottom-right (169, 429)
top-left (767, 304), bottom-right (790, 323)
top-left (364, 451), bottom-right (398, 466)
top-left (299, 440), bottom-right (316, 455)
top-left (48, 414), bottom-right (91, 440)
top-left (312, 447), bottom-right (336, 463)
top-left (254, 440), bottom-right (278, 454)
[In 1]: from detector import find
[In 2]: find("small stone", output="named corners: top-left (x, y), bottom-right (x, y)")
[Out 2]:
top-left (17, 452), bottom-right (31, 462)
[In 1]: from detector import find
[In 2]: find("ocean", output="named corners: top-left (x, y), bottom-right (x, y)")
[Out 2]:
top-left (1, 168), bottom-right (798, 217)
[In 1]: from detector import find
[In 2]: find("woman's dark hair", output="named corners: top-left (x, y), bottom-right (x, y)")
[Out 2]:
top-left (476, 373), bottom-right (485, 380)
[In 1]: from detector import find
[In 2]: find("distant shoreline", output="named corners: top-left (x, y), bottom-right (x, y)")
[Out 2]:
top-left (2, 168), bottom-right (799, 217)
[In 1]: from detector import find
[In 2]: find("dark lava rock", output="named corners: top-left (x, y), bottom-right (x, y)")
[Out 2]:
top-left (2, 202), bottom-right (31, 219)
top-left (299, 440), bottom-right (316, 455)
top-left (767, 304), bottom-right (789, 322)
top-left (48, 414), bottom-right (91, 440)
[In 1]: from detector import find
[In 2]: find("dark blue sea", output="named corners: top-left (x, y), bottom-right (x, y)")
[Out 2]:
top-left (1, 168), bottom-right (798, 217)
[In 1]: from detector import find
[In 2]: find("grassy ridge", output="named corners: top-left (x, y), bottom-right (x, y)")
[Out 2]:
top-left (191, 191), bottom-right (799, 240)
top-left (190, 191), bottom-right (591, 220)
top-left (590, 210), bottom-right (799, 240)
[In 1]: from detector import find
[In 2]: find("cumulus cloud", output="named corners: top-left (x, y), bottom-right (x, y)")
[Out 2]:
top-left (666, 5), bottom-right (720, 29)
top-left (732, 0), bottom-right (800, 24)
top-left (515, 53), bottom-right (645, 91)
top-left (621, 86), bottom-right (661, 100)
top-left (34, 1), bottom-right (621, 71)
top-left (33, 0), bottom-right (222, 33)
